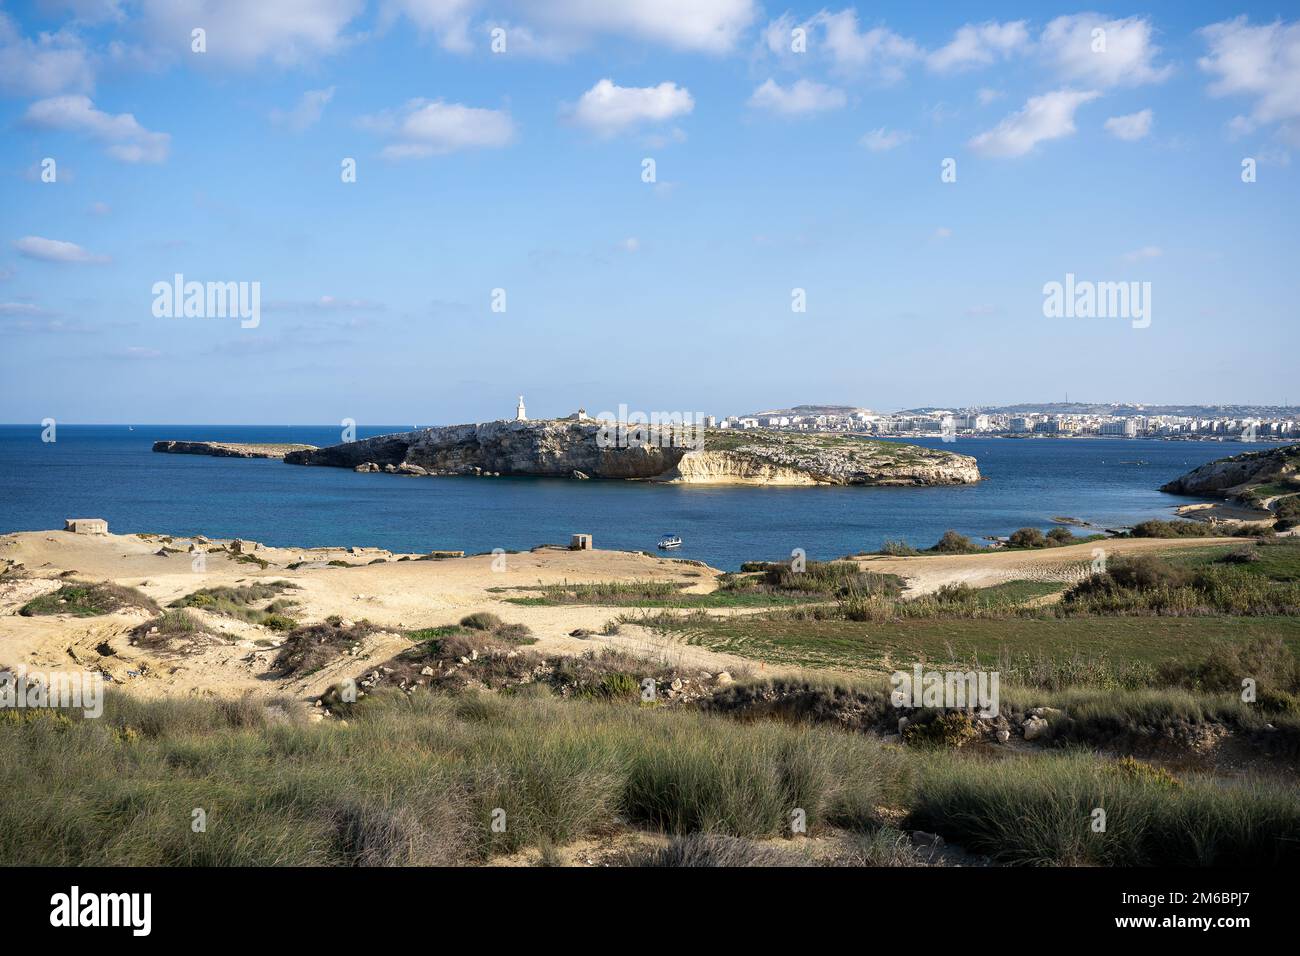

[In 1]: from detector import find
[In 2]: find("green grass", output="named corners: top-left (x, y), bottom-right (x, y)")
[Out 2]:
top-left (909, 750), bottom-right (1299, 866)
top-left (969, 580), bottom-right (1065, 604)
top-left (19, 581), bottom-right (158, 618)
top-left (498, 577), bottom-right (838, 609)
top-left (504, 591), bottom-right (815, 609)
top-left (0, 689), bottom-right (903, 865)
top-left (3, 687), bottom-right (1295, 866)
top-left (1243, 538), bottom-right (1300, 582)
top-left (650, 610), bottom-right (1300, 674)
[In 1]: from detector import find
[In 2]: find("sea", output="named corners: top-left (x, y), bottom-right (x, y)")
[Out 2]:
top-left (0, 425), bottom-right (1254, 570)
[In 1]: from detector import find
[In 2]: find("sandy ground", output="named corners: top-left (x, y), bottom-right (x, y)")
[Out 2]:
top-left (1173, 500), bottom-right (1275, 524)
top-left (0, 529), bottom-right (763, 701)
top-left (0, 529), bottom-right (1243, 702)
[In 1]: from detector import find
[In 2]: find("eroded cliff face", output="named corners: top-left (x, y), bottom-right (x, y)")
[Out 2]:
top-left (655, 451), bottom-right (822, 485)
top-left (283, 420), bottom-right (982, 486)
top-left (1160, 445), bottom-right (1300, 498)
top-left (657, 448), bottom-right (980, 486)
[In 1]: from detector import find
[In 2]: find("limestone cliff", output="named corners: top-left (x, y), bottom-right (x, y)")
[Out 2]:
top-left (1160, 444), bottom-right (1300, 502)
top-left (283, 420), bottom-right (981, 486)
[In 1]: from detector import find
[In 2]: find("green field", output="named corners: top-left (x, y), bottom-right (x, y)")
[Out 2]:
top-left (653, 612), bottom-right (1300, 673)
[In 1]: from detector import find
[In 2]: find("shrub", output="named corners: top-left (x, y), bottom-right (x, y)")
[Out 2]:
top-left (1221, 545), bottom-right (1262, 564)
top-left (908, 750), bottom-right (1300, 866)
top-left (459, 612), bottom-right (504, 631)
top-left (1046, 526), bottom-right (1075, 545)
top-left (274, 619), bottom-right (377, 676)
top-left (130, 609), bottom-right (216, 652)
top-left (761, 561), bottom-right (903, 598)
top-left (880, 539), bottom-right (920, 557)
top-left (20, 582), bottom-right (158, 617)
top-left (1063, 557), bottom-right (1300, 616)
top-left (1157, 636), bottom-right (1300, 696)
top-left (170, 582), bottom-right (297, 627)
top-left (1008, 527), bottom-right (1048, 549)
top-left (901, 711), bottom-right (979, 748)
top-left (928, 530), bottom-right (981, 554)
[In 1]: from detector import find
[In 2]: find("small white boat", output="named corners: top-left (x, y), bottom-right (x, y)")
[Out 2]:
top-left (657, 534), bottom-right (682, 550)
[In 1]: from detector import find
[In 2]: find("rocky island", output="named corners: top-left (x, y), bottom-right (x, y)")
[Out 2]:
top-left (279, 419), bottom-right (981, 486)
top-left (153, 440), bottom-right (316, 459)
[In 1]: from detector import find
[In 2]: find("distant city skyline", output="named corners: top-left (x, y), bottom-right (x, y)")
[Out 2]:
top-left (2, 1), bottom-right (1297, 424)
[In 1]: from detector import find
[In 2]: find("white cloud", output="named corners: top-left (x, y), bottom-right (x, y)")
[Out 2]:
top-left (391, 0), bottom-right (757, 56)
top-left (13, 236), bottom-right (109, 264)
top-left (51, 2), bottom-right (127, 25)
top-left (1199, 17), bottom-right (1300, 142)
top-left (1040, 14), bottom-right (1172, 88)
top-left (969, 89), bottom-right (1100, 158)
top-left (361, 98), bottom-right (516, 158)
top-left (382, 0), bottom-right (477, 53)
top-left (747, 78), bottom-right (845, 116)
top-left (115, 346), bottom-right (163, 360)
top-left (927, 20), bottom-right (1029, 73)
top-left (761, 12), bottom-right (799, 56)
top-left (933, 227), bottom-right (953, 240)
top-left (569, 79), bottom-right (693, 135)
top-left (815, 9), bottom-right (920, 82)
top-left (516, 0), bottom-right (757, 54)
top-left (1124, 245), bottom-right (1162, 262)
top-left (618, 237), bottom-right (640, 253)
top-left (977, 87), bottom-right (1004, 105)
top-left (270, 87), bottom-right (336, 131)
top-left (859, 127), bottom-right (911, 151)
top-left (1105, 108), bottom-right (1153, 141)
top-left (138, 0), bottom-right (363, 67)
top-left (0, 12), bottom-right (95, 96)
top-left (23, 95), bottom-right (170, 162)
top-left (0, 302), bottom-right (48, 316)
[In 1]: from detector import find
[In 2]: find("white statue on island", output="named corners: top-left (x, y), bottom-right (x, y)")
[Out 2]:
top-left (515, 395), bottom-right (527, 421)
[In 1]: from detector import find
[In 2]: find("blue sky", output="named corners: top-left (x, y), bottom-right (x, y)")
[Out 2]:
top-left (1, 0), bottom-right (1297, 424)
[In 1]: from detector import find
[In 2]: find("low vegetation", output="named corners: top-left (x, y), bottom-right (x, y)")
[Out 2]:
top-left (19, 581), bottom-right (158, 618)
top-left (3, 683), bottom-right (1294, 867)
top-left (908, 750), bottom-right (1298, 866)
top-left (1061, 555), bottom-right (1300, 616)
top-left (274, 617), bottom-right (379, 677)
top-left (0, 689), bottom-right (903, 865)
top-left (129, 609), bottom-right (219, 653)
top-left (1127, 519), bottom-right (1266, 538)
top-left (171, 581), bottom-right (299, 630)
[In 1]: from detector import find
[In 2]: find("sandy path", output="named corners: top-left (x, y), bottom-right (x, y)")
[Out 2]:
top-left (851, 536), bottom-right (1243, 595)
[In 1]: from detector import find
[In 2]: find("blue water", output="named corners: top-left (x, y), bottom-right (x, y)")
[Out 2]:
top-left (0, 425), bottom-right (1250, 570)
